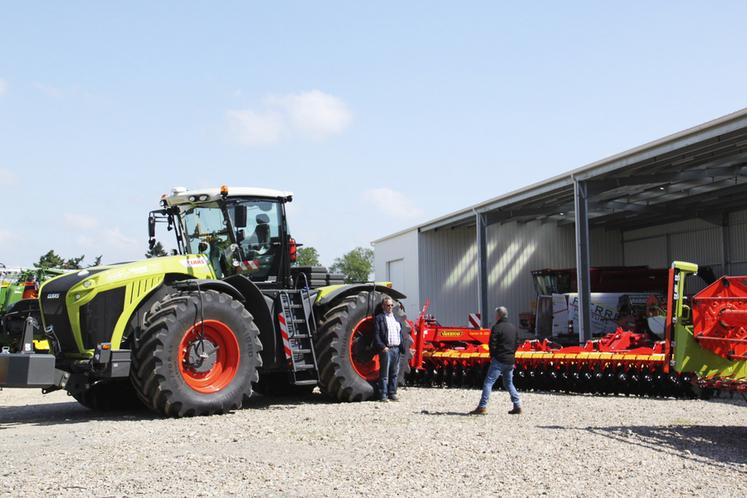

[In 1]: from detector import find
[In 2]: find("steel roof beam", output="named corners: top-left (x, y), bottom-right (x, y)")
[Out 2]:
top-left (587, 164), bottom-right (746, 195)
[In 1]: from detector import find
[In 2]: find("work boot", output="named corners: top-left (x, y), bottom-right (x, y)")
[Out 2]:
top-left (469, 407), bottom-right (487, 415)
top-left (388, 395), bottom-right (399, 402)
top-left (508, 406), bottom-right (522, 415)
top-left (379, 397), bottom-right (389, 403)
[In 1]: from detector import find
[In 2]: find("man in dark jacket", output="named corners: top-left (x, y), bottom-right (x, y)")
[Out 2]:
top-left (470, 306), bottom-right (522, 415)
top-left (373, 296), bottom-right (406, 401)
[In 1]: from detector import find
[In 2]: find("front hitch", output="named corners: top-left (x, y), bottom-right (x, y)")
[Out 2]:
top-left (0, 316), bottom-right (56, 387)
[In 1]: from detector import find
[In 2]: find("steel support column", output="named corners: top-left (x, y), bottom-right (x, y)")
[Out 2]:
top-left (476, 212), bottom-right (489, 328)
top-left (722, 212), bottom-right (731, 275)
top-left (574, 179), bottom-right (592, 343)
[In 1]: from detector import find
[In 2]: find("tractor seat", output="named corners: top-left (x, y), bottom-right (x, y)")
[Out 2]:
top-left (254, 214), bottom-right (270, 245)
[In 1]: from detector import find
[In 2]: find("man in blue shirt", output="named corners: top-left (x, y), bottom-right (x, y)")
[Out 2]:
top-left (373, 296), bottom-right (405, 402)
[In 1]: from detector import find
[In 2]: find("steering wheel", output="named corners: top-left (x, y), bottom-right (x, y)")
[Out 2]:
top-left (243, 241), bottom-right (271, 257)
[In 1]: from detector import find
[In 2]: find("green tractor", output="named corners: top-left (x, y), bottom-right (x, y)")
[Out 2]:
top-left (0, 266), bottom-right (65, 351)
top-left (0, 186), bottom-right (411, 416)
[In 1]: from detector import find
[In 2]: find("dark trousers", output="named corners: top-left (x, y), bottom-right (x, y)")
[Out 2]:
top-left (378, 348), bottom-right (401, 399)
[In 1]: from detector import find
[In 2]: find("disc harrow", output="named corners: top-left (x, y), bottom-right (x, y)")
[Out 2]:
top-left (405, 314), bottom-right (700, 397)
top-left (407, 262), bottom-right (747, 399)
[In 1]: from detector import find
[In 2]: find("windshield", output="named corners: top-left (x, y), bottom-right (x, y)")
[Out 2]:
top-left (180, 198), bottom-right (283, 280)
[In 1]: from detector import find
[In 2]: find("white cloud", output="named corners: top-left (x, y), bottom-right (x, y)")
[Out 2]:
top-left (33, 82), bottom-right (63, 98)
top-left (103, 228), bottom-right (138, 247)
top-left (70, 229), bottom-right (137, 264)
top-left (268, 90), bottom-right (352, 140)
top-left (363, 188), bottom-right (425, 221)
top-left (64, 213), bottom-right (99, 230)
top-left (0, 79), bottom-right (7, 96)
top-left (227, 90), bottom-right (352, 146)
top-left (0, 168), bottom-right (17, 186)
top-left (0, 229), bottom-right (19, 244)
top-left (76, 235), bottom-right (94, 247)
top-left (227, 109), bottom-right (285, 146)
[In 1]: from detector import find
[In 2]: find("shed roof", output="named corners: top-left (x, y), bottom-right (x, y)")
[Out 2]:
top-left (373, 108), bottom-right (747, 244)
top-left (373, 107), bottom-right (747, 241)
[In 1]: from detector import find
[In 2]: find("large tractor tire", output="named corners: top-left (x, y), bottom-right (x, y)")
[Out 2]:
top-left (315, 291), bottom-right (412, 402)
top-left (72, 379), bottom-right (144, 412)
top-left (130, 290), bottom-right (262, 417)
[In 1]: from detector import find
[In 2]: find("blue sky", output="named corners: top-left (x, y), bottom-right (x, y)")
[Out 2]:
top-left (1, 2), bottom-right (746, 267)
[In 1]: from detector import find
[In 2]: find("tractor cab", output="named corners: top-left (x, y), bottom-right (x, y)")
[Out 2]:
top-left (149, 186), bottom-right (296, 286)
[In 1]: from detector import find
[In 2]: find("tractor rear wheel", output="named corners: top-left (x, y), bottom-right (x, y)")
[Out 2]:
top-left (315, 291), bottom-right (412, 402)
top-left (130, 290), bottom-right (262, 417)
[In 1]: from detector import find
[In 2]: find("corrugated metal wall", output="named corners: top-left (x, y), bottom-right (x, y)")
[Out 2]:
top-left (623, 218), bottom-right (724, 270)
top-left (372, 229), bottom-right (420, 316)
top-left (729, 209), bottom-right (747, 275)
top-left (485, 221), bottom-right (573, 323)
top-left (419, 221), bottom-right (623, 325)
top-left (620, 213), bottom-right (747, 279)
top-left (419, 226), bottom-right (477, 325)
top-left (418, 209), bottom-right (747, 326)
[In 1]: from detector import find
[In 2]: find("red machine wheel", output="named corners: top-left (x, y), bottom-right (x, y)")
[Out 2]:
top-left (348, 317), bottom-right (381, 382)
top-left (178, 320), bottom-right (241, 393)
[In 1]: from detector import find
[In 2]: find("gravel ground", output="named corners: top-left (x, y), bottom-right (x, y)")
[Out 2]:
top-left (0, 386), bottom-right (745, 497)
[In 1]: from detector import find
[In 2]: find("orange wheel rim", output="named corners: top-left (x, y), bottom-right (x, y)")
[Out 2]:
top-left (178, 320), bottom-right (241, 393)
top-left (348, 317), bottom-right (380, 382)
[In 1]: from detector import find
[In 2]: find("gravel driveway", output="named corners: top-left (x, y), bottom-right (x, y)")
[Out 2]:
top-left (1, 387), bottom-right (745, 497)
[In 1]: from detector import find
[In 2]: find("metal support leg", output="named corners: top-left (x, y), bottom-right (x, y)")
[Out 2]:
top-left (476, 212), bottom-right (489, 328)
top-left (574, 179), bottom-right (592, 343)
top-left (18, 316), bottom-right (38, 354)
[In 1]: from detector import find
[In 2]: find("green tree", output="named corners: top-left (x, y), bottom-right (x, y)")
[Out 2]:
top-left (330, 247), bottom-right (374, 283)
top-left (89, 255), bottom-right (103, 267)
top-left (295, 247), bottom-right (321, 267)
top-left (145, 241), bottom-right (168, 258)
top-left (34, 250), bottom-right (87, 269)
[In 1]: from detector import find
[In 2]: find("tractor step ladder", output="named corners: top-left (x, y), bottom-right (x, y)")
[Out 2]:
top-left (278, 289), bottom-right (319, 385)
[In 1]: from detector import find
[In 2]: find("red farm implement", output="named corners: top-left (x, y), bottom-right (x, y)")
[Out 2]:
top-left (407, 262), bottom-right (747, 398)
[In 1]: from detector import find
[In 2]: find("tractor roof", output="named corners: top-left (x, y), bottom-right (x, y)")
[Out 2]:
top-left (164, 186), bottom-right (293, 206)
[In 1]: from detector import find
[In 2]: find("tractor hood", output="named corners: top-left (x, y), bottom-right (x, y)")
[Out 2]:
top-left (38, 255), bottom-right (216, 355)
top-left (40, 255), bottom-right (216, 298)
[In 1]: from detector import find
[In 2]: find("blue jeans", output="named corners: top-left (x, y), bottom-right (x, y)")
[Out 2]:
top-left (378, 348), bottom-right (401, 399)
top-left (478, 359), bottom-right (520, 409)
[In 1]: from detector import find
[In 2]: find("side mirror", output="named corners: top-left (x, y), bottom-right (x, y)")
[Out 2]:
top-left (234, 205), bottom-right (247, 228)
top-left (148, 213), bottom-right (156, 239)
top-left (148, 214), bottom-right (157, 249)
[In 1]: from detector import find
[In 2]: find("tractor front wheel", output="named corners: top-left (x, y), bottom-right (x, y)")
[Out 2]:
top-left (130, 290), bottom-right (262, 417)
top-left (71, 379), bottom-right (143, 411)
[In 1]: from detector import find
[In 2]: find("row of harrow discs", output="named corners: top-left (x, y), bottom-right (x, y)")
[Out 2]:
top-left (405, 360), bottom-right (707, 398)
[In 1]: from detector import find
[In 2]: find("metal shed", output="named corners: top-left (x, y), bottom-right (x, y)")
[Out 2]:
top-left (373, 108), bottom-right (747, 341)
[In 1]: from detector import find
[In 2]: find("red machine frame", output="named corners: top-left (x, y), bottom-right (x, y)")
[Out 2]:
top-left (407, 266), bottom-right (747, 396)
